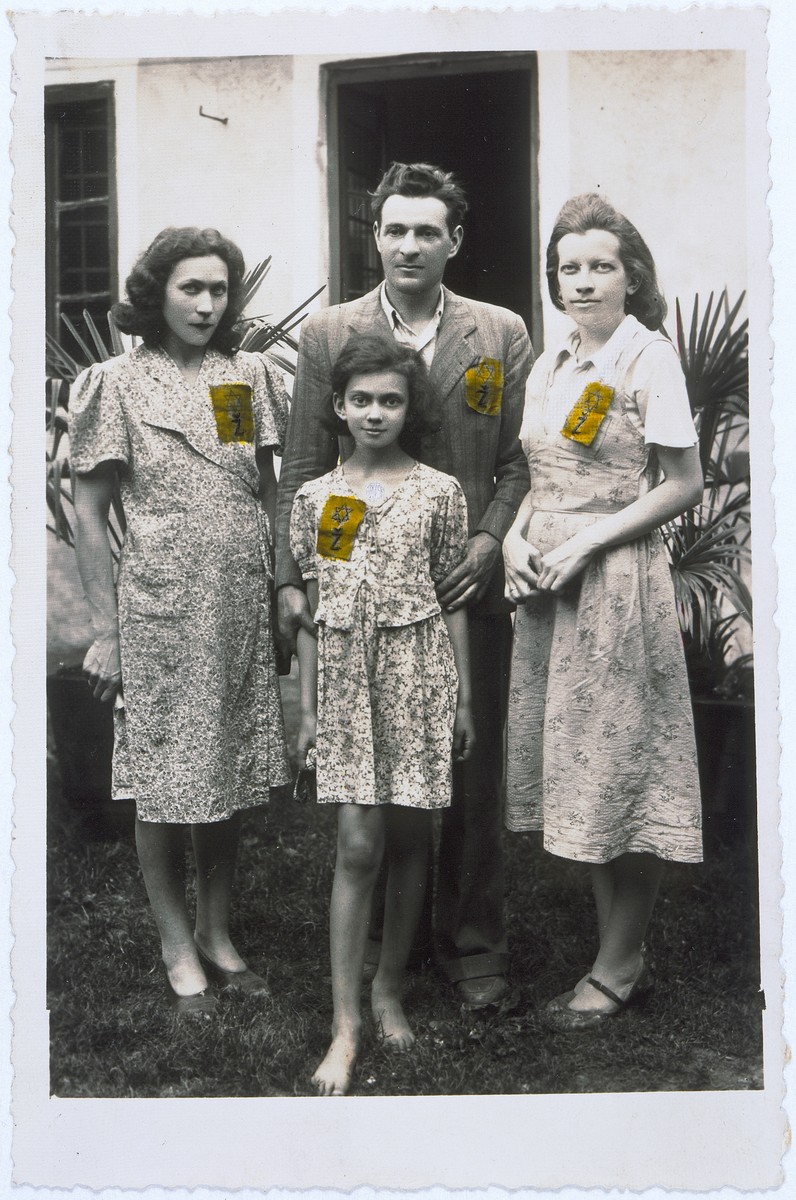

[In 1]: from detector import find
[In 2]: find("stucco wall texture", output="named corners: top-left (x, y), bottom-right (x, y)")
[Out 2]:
top-left (567, 50), bottom-right (746, 314)
top-left (136, 56), bottom-right (299, 321)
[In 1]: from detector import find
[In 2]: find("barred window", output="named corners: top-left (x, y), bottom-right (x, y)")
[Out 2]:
top-left (45, 82), bottom-right (117, 365)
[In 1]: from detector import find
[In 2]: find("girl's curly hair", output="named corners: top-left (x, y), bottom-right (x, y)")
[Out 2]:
top-left (325, 335), bottom-right (441, 457)
top-left (111, 226), bottom-right (247, 355)
top-left (546, 193), bottom-right (667, 330)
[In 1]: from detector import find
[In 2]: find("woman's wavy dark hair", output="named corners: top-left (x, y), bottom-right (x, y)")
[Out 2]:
top-left (546, 193), bottom-right (667, 330)
top-left (325, 335), bottom-right (440, 456)
top-left (111, 227), bottom-right (247, 354)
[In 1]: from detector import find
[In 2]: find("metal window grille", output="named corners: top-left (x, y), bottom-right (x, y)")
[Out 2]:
top-left (45, 83), bottom-right (117, 364)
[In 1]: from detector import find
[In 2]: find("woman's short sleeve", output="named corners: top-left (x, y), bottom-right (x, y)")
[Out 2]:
top-left (429, 477), bottom-right (469, 584)
top-left (289, 488), bottom-right (318, 581)
top-left (251, 353), bottom-right (290, 454)
top-left (626, 341), bottom-right (698, 448)
top-left (68, 362), bottom-right (131, 474)
top-left (520, 351), bottom-right (555, 441)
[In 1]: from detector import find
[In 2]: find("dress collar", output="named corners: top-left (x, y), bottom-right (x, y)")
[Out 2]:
top-left (139, 342), bottom-right (228, 386)
top-left (557, 314), bottom-right (644, 375)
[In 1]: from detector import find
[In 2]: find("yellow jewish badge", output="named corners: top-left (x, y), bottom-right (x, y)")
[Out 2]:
top-left (317, 495), bottom-right (368, 561)
top-left (465, 357), bottom-right (504, 415)
top-left (209, 383), bottom-right (255, 444)
top-left (561, 382), bottom-right (615, 445)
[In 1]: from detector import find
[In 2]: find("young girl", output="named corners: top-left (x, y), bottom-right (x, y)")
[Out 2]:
top-left (290, 335), bottom-right (475, 1094)
top-left (503, 194), bottom-right (704, 1030)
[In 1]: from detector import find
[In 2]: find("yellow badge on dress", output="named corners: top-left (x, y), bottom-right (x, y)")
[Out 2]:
top-left (465, 357), bottom-right (504, 415)
top-left (209, 383), bottom-right (255, 444)
top-left (317, 495), bottom-right (368, 561)
top-left (561, 382), bottom-right (615, 445)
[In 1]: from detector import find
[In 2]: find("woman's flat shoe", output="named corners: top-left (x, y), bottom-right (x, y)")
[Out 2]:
top-left (195, 946), bottom-right (270, 994)
top-left (543, 961), bottom-right (654, 1032)
top-left (165, 978), bottom-right (218, 1017)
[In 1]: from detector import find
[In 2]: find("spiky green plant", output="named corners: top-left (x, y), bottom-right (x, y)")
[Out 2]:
top-left (46, 361), bottom-right (127, 560)
top-left (662, 290), bottom-right (752, 695)
top-left (664, 490), bottom-right (751, 644)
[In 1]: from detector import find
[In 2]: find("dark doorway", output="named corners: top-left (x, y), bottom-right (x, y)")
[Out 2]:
top-left (328, 54), bottom-right (539, 343)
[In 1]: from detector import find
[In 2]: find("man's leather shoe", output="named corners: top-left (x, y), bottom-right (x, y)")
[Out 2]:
top-left (456, 975), bottom-right (509, 1010)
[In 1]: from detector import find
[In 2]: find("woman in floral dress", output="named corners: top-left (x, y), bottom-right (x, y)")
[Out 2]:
top-left (70, 227), bottom-right (290, 1014)
top-left (503, 195), bottom-right (704, 1030)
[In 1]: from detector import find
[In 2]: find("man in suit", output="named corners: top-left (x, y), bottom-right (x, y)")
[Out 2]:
top-left (275, 162), bottom-right (533, 1008)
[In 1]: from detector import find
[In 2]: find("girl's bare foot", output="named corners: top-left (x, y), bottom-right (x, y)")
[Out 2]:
top-left (371, 985), bottom-right (415, 1049)
top-left (311, 1032), bottom-right (359, 1096)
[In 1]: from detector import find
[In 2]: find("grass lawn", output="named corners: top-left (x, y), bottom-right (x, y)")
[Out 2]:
top-left (47, 668), bottom-right (764, 1098)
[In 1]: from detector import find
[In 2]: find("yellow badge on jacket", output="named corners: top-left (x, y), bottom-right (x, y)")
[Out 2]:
top-left (317, 495), bottom-right (368, 561)
top-left (465, 357), bottom-right (504, 415)
top-left (561, 382), bottom-right (615, 445)
top-left (209, 383), bottom-right (255, 444)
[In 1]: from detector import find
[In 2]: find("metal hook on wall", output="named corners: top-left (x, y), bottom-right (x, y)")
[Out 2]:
top-left (199, 106), bottom-right (228, 125)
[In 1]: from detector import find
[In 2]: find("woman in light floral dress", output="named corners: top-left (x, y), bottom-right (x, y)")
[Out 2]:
top-left (291, 335), bottom-right (475, 1095)
top-left (70, 227), bottom-right (290, 1015)
top-left (503, 195), bottom-right (704, 1031)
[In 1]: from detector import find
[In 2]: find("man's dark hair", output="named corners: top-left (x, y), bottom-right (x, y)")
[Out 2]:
top-left (112, 226), bottom-right (247, 355)
top-left (370, 162), bottom-right (468, 234)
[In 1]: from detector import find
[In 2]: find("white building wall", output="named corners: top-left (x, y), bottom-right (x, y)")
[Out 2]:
top-left (46, 49), bottom-right (747, 349)
top-left (135, 56), bottom-right (297, 321)
top-left (538, 49), bottom-right (746, 347)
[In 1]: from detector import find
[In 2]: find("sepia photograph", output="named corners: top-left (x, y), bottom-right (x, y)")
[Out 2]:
top-left (8, 0), bottom-right (786, 1192)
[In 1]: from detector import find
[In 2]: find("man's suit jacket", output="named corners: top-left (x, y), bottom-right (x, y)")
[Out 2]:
top-left (275, 284), bottom-right (533, 615)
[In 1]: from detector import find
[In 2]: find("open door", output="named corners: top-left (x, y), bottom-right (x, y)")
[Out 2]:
top-left (327, 53), bottom-right (539, 343)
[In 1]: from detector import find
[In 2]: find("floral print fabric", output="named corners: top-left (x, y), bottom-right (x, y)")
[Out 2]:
top-left (291, 463), bottom-right (468, 807)
top-left (69, 346), bottom-right (291, 821)
top-left (506, 329), bottom-right (703, 863)
top-left (290, 462), bottom-right (468, 630)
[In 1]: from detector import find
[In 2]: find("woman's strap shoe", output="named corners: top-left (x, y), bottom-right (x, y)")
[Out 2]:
top-left (195, 945), bottom-right (270, 995)
top-left (543, 960), bottom-right (654, 1032)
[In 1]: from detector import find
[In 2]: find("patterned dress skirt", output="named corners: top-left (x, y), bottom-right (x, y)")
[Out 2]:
top-left (112, 479), bottom-right (290, 822)
top-left (506, 508), bottom-right (703, 864)
top-left (315, 584), bottom-right (458, 808)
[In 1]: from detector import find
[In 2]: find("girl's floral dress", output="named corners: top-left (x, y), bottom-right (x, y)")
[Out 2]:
top-left (291, 461), bottom-right (468, 809)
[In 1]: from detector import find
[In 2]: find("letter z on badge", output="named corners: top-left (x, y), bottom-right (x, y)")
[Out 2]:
top-left (317, 495), bottom-right (368, 561)
top-left (210, 383), bottom-right (255, 443)
top-left (465, 358), bottom-right (504, 415)
top-left (561, 382), bottom-right (614, 446)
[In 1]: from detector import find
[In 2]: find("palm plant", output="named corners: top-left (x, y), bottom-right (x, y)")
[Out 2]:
top-left (662, 289), bottom-right (752, 698)
top-left (46, 257), bottom-right (323, 561)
